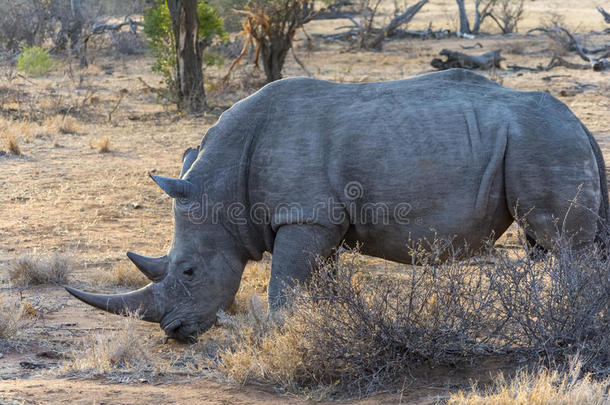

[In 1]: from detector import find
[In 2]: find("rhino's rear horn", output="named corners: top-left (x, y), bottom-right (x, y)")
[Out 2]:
top-left (65, 284), bottom-right (160, 323)
top-left (180, 146), bottom-right (200, 179)
top-left (150, 174), bottom-right (198, 200)
top-left (127, 251), bottom-right (168, 282)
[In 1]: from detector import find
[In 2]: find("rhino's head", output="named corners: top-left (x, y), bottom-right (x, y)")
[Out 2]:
top-left (66, 148), bottom-right (250, 342)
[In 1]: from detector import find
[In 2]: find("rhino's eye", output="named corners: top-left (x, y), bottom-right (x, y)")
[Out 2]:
top-left (183, 268), bottom-right (194, 276)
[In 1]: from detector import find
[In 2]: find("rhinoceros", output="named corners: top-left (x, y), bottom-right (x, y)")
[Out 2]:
top-left (66, 69), bottom-right (608, 342)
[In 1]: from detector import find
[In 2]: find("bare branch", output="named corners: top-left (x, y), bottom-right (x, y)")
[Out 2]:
top-left (527, 27), bottom-right (590, 62)
top-left (597, 6), bottom-right (610, 24)
top-left (365, 0), bottom-right (429, 49)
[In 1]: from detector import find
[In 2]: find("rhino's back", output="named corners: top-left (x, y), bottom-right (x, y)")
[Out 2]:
top-left (251, 70), bottom-right (517, 220)
top-left (211, 70), bottom-right (591, 258)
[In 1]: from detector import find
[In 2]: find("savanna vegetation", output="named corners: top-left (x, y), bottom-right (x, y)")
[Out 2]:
top-left (0, 0), bottom-right (608, 403)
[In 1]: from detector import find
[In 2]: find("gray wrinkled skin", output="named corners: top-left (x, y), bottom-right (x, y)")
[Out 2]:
top-left (68, 69), bottom-right (609, 342)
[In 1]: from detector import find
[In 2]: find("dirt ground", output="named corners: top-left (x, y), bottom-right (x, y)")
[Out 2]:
top-left (0, 0), bottom-right (608, 403)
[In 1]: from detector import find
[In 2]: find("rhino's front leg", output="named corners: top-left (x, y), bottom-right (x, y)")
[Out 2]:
top-left (268, 224), bottom-right (346, 309)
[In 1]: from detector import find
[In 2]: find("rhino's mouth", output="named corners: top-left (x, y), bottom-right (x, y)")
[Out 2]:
top-left (161, 318), bottom-right (213, 343)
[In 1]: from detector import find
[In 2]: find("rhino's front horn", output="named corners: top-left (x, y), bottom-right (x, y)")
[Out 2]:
top-left (65, 284), bottom-right (160, 323)
top-left (150, 174), bottom-right (198, 200)
top-left (127, 251), bottom-right (168, 282)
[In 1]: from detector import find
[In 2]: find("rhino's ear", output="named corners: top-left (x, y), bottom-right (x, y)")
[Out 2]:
top-left (150, 174), bottom-right (199, 200)
top-left (180, 146), bottom-right (199, 179)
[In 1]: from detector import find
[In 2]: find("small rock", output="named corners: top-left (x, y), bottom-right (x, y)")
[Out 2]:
top-left (128, 202), bottom-right (142, 209)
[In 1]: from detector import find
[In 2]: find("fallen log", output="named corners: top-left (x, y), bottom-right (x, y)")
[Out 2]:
top-left (392, 27), bottom-right (451, 40)
top-left (431, 49), bottom-right (503, 70)
top-left (508, 55), bottom-right (608, 72)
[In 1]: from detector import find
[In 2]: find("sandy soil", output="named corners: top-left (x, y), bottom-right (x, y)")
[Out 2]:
top-left (0, 1), bottom-right (608, 403)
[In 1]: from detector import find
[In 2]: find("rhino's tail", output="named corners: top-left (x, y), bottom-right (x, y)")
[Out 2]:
top-left (583, 124), bottom-right (610, 242)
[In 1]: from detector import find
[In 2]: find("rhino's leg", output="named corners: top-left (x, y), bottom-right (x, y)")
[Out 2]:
top-left (268, 224), bottom-right (346, 309)
top-left (526, 233), bottom-right (548, 260)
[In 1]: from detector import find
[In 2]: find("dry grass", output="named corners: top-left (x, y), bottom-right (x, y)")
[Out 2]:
top-left (0, 298), bottom-right (24, 341)
top-left (1, 117), bottom-right (24, 155)
top-left (63, 314), bottom-right (151, 375)
top-left (447, 360), bottom-right (610, 405)
top-left (4, 132), bottom-right (21, 155)
top-left (89, 136), bottom-right (111, 153)
top-left (7, 253), bottom-right (72, 287)
top-left (94, 262), bottom-right (148, 289)
top-left (212, 296), bottom-right (304, 389)
top-left (43, 115), bottom-right (80, 135)
top-left (0, 297), bottom-right (34, 353)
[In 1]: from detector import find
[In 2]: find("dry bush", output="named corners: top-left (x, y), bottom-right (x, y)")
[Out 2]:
top-left (213, 245), bottom-right (506, 396)
top-left (89, 136), bottom-right (111, 153)
top-left (64, 314), bottom-right (150, 375)
top-left (448, 359), bottom-right (610, 405)
top-left (7, 253), bottom-right (72, 287)
top-left (3, 132), bottom-right (21, 155)
top-left (210, 233), bottom-right (610, 397)
top-left (43, 115), bottom-right (80, 135)
top-left (94, 262), bottom-right (148, 289)
top-left (230, 0), bottom-right (315, 82)
top-left (0, 298), bottom-right (36, 352)
top-left (488, 0), bottom-right (525, 34)
top-left (0, 117), bottom-right (26, 155)
top-left (0, 0), bottom-right (54, 51)
top-left (0, 298), bottom-right (24, 341)
top-left (486, 226), bottom-right (610, 374)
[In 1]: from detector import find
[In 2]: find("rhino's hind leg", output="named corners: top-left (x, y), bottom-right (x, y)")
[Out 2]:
top-left (526, 233), bottom-right (548, 260)
top-left (268, 224), bottom-right (346, 309)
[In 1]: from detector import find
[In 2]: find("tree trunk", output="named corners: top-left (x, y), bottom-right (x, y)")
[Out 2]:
top-left (70, 0), bottom-right (84, 46)
top-left (472, 0), bottom-right (482, 33)
top-left (456, 0), bottom-right (471, 34)
top-left (167, 0), bottom-right (206, 113)
top-left (261, 38), bottom-right (291, 82)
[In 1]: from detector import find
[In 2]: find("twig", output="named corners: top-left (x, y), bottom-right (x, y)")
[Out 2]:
top-left (137, 77), bottom-right (157, 93)
top-left (108, 92), bottom-right (125, 123)
top-left (224, 35), bottom-right (253, 82)
top-left (290, 45), bottom-right (312, 77)
top-left (461, 42), bottom-right (483, 50)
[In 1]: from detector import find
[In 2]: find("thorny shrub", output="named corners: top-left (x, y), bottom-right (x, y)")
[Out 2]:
top-left (211, 232), bottom-right (610, 397)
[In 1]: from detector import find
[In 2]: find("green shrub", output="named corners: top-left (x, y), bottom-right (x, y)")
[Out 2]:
top-left (17, 46), bottom-right (54, 76)
top-left (143, 0), bottom-right (227, 101)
